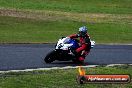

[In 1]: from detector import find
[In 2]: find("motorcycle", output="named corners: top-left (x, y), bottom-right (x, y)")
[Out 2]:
top-left (44, 37), bottom-right (95, 64)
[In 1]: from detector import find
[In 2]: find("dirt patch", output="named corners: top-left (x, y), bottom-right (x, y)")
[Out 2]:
top-left (0, 9), bottom-right (64, 21)
top-left (0, 8), bottom-right (132, 24)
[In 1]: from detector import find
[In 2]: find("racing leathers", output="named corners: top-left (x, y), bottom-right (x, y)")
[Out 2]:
top-left (68, 33), bottom-right (91, 61)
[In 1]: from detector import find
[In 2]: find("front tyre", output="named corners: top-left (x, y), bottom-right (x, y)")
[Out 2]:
top-left (44, 50), bottom-right (56, 63)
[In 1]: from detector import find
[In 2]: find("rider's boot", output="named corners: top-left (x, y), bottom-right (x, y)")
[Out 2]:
top-left (79, 56), bottom-right (85, 61)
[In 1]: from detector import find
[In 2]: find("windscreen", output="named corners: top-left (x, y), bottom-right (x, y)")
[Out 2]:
top-left (63, 37), bottom-right (71, 44)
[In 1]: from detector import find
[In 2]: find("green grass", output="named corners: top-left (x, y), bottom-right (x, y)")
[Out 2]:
top-left (0, 16), bottom-right (131, 43)
top-left (0, 0), bottom-right (131, 44)
top-left (0, 16), bottom-right (80, 43)
top-left (0, 65), bottom-right (132, 88)
top-left (0, 0), bottom-right (132, 14)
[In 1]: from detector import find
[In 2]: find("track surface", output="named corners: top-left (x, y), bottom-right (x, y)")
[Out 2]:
top-left (0, 44), bottom-right (132, 71)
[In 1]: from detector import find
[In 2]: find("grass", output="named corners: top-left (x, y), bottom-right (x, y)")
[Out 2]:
top-left (0, 0), bottom-right (131, 43)
top-left (0, 0), bottom-right (132, 14)
top-left (0, 16), bottom-right (79, 43)
top-left (0, 16), bottom-right (131, 43)
top-left (0, 0), bottom-right (132, 88)
top-left (0, 65), bottom-right (132, 88)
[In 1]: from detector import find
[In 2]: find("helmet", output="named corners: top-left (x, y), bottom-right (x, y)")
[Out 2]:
top-left (78, 26), bottom-right (87, 37)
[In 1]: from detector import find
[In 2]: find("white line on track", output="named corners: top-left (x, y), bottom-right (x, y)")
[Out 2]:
top-left (0, 64), bottom-right (132, 73)
top-left (0, 65), bottom-right (98, 73)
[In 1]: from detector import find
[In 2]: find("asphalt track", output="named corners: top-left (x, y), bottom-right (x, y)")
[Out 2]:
top-left (0, 44), bottom-right (132, 71)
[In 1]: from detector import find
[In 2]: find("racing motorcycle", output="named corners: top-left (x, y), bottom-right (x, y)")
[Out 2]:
top-left (44, 37), bottom-right (95, 64)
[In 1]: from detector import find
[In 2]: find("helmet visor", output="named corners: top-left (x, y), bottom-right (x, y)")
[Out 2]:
top-left (79, 31), bottom-right (87, 37)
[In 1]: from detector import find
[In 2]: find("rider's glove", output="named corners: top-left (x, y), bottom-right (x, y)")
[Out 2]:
top-left (71, 49), bottom-right (78, 57)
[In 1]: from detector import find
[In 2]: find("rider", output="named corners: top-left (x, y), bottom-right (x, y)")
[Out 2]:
top-left (68, 26), bottom-right (91, 61)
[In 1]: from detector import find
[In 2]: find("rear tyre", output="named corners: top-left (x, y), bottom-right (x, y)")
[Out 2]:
top-left (44, 50), bottom-right (56, 63)
top-left (72, 59), bottom-right (84, 65)
top-left (79, 60), bottom-right (84, 65)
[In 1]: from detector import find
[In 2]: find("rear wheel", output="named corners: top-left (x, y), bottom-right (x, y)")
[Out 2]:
top-left (72, 59), bottom-right (84, 65)
top-left (44, 50), bottom-right (56, 63)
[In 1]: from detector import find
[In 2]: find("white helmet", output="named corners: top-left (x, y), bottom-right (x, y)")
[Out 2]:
top-left (79, 26), bottom-right (87, 33)
top-left (78, 26), bottom-right (87, 37)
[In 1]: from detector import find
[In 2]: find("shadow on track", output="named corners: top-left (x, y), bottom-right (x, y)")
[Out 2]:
top-left (47, 61), bottom-right (100, 66)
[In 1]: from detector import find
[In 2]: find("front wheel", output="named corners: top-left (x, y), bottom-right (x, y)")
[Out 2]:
top-left (44, 50), bottom-right (56, 63)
